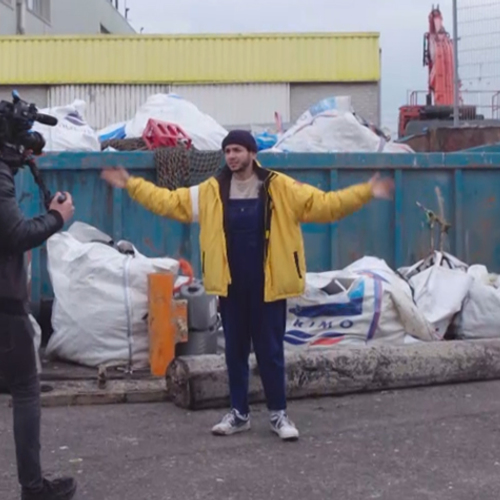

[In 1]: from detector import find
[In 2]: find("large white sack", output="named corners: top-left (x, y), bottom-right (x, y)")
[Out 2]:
top-left (45, 222), bottom-right (180, 369)
top-left (125, 93), bottom-right (228, 150)
top-left (271, 97), bottom-right (412, 153)
top-left (285, 256), bottom-right (435, 349)
top-left (32, 100), bottom-right (100, 152)
top-left (455, 264), bottom-right (500, 339)
top-left (399, 252), bottom-right (472, 340)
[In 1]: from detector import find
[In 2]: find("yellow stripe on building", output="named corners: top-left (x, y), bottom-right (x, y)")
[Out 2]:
top-left (0, 33), bottom-right (380, 85)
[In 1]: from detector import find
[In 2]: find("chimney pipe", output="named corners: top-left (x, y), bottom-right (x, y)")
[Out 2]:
top-left (16, 0), bottom-right (26, 35)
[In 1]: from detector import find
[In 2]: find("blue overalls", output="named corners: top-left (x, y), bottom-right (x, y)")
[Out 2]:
top-left (219, 196), bottom-right (287, 416)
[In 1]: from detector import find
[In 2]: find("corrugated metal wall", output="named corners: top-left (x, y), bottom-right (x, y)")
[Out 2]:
top-left (47, 83), bottom-right (289, 129)
top-left (0, 85), bottom-right (48, 108)
top-left (290, 82), bottom-right (381, 125)
top-left (170, 84), bottom-right (290, 127)
top-left (4, 81), bottom-right (379, 131)
top-left (0, 33), bottom-right (380, 84)
top-left (48, 84), bottom-right (170, 130)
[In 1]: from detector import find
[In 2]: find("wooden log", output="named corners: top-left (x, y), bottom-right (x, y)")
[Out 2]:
top-left (166, 340), bottom-right (500, 410)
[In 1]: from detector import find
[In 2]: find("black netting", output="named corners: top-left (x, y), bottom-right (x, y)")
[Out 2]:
top-left (154, 146), bottom-right (223, 189)
top-left (101, 138), bottom-right (148, 151)
top-left (101, 140), bottom-right (223, 189)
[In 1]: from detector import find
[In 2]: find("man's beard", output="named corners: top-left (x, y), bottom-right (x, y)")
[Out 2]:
top-left (231, 158), bottom-right (253, 173)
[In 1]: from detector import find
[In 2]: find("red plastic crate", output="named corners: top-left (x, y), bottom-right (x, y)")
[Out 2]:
top-left (142, 119), bottom-right (192, 150)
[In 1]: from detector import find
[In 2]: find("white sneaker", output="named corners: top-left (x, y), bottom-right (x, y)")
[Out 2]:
top-left (270, 411), bottom-right (299, 441)
top-left (211, 409), bottom-right (251, 436)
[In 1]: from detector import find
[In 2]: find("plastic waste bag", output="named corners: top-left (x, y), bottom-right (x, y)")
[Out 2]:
top-left (126, 93), bottom-right (227, 150)
top-left (455, 264), bottom-right (500, 339)
top-left (98, 121), bottom-right (128, 142)
top-left (272, 96), bottom-right (412, 153)
top-left (46, 222), bottom-right (180, 368)
top-left (32, 100), bottom-right (100, 152)
top-left (399, 252), bottom-right (472, 339)
top-left (285, 256), bottom-right (434, 349)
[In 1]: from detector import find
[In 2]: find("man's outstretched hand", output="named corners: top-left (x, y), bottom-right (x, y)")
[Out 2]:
top-left (101, 167), bottom-right (130, 189)
top-left (369, 173), bottom-right (395, 200)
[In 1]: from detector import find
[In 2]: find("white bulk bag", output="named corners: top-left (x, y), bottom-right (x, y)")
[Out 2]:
top-left (45, 222), bottom-right (179, 369)
top-left (271, 96), bottom-right (412, 154)
top-left (400, 252), bottom-right (472, 340)
top-left (285, 257), bottom-right (434, 349)
top-left (125, 93), bottom-right (227, 151)
top-left (456, 264), bottom-right (500, 339)
top-left (32, 100), bottom-right (100, 152)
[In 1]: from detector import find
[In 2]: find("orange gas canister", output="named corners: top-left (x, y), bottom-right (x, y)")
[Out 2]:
top-left (147, 272), bottom-right (188, 377)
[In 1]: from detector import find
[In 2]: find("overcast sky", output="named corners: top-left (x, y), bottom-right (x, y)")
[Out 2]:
top-left (123, 0), bottom-right (455, 133)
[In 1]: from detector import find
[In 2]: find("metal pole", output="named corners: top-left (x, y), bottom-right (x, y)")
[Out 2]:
top-left (452, 0), bottom-right (460, 126)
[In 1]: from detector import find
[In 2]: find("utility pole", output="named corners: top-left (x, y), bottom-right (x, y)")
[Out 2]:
top-left (452, 0), bottom-right (460, 126)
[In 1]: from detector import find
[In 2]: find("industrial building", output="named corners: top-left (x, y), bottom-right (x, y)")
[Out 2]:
top-left (0, 0), bottom-right (134, 36)
top-left (0, 32), bottom-right (380, 130)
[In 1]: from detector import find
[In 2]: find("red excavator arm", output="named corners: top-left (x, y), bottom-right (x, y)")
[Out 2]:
top-left (423, 6), bottom-right (456, 106)
top-left (398, 4), bottom-right (500, 141)
top-left (398, 5), bottom-right (466, 137)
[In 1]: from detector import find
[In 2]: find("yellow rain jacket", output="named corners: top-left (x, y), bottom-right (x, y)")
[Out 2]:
top-left (126, 164), bottom-right (373, 302)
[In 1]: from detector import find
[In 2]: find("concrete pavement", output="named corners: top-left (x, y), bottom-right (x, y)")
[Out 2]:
top-left (2, 381), bottom-right (500, 500)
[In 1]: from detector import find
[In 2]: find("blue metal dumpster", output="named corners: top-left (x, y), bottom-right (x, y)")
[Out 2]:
top-left (15, 151), bottom-right (500, 313)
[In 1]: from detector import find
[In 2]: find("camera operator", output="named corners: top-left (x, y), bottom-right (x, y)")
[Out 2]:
top-left (0, 103), bottom-right (77, 497)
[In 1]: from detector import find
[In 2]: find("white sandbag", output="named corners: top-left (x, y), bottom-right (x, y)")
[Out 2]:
top-left (455, 265), bottom-right (500, 339)
top-left (285, 257), bottom-right (434, 349)
top-left (399, 252), bottom-right (472, 340)
top-left (45, 222), bottom-right (180, 369)
top-left (125, 93), bottom-right (228, 150)
top-left (271, 97), bottom-right (412, 153)
top-left (32, 100), bottom-right (100, 152)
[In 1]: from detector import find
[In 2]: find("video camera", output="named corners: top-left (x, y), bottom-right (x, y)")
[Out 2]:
top-left (0, 90), bottom-right (58, 156)
top-left (0, 91), bottom-right (65, 208)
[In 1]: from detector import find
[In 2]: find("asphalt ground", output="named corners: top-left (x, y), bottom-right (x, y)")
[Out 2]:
top-left (2, 381), bottom-right (500, 500)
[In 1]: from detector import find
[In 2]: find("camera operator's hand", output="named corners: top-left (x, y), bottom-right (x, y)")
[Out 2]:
top-left (101, 167), bottom-right (130, 189)
top-left (49, 192), bottom-right (75, 222)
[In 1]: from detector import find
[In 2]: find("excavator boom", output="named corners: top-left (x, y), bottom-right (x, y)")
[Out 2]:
top-left (424, 6), bottom-right (456, 106)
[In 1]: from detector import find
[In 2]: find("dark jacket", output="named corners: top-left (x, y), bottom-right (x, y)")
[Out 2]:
top-left (0, 160), bottom-right (64, 315)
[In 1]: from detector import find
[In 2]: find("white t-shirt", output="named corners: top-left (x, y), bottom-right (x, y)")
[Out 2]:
top-left (229, 173), bottom-right (263, 199)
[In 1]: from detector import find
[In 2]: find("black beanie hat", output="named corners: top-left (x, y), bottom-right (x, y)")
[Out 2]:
top-left (222, 130), bottom-right (258, 153)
